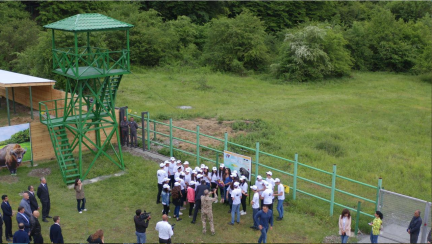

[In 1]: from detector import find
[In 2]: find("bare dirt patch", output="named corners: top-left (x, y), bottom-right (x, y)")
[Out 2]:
top-left (322, 235), bottom-right (342, 243)
top-left (28, 168), bottom-right (51, 178)
top-left (0, 175), bottom-right (19, 184)
top-left (155, 118), bottom-right (246, 151)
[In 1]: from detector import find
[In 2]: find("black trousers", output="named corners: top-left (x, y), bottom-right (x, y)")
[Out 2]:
top-left (241, 194), bottom-right (247, 212)
top-left (41, 201), bottom-right (50, 219)
top-left (130, 131), bottom-right (137, 147)
top-left (0, 223), bottom-right (3, 243)
top-left (163, 205), bottom-right (170, 215)
top-left (4, 216), bottom-right (12, 239)
top-left (32, 234), bottom-right (43, 244)
top-left (192, 199), bottom-right (201, 222)
top-left (159, 238), bottom-right (171, 244)
top-left (121, 130), bottom-right (129, 146)
top-left (189, 202), bottom-right (195, 216)
top-left (157, 184), bottom-right (163, 203)
top-left (169, 175), bottom-right (175, 188)
top-left (410, 234), bottom-right (419, 244)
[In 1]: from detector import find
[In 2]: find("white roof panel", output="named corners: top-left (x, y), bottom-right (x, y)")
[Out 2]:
top-left (0, 70), bottom-right (56, 87)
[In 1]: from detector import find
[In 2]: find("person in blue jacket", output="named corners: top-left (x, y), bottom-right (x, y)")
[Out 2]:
top-left (50, 216), bottom-right (64, 244)
top-left (254, 205), bottom-right (273, 243)
top-left (13, 223), bottom-right (29, 244)
top-left (407, 210), bottom-right (422, 244)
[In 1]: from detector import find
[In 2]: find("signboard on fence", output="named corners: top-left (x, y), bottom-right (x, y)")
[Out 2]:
top-left (0, 123), bottom-right (32, 175)
top-left (224, 150), bottom-right (252, 181)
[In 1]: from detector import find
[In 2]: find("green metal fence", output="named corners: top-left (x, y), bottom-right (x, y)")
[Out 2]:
top-left (129, 112), bottom-right (381, 222)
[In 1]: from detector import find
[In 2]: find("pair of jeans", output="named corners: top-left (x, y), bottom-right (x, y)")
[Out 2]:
top-left (189, 202), bottom-right (195, 216)
top-left (276, 199), bottom-right (283, 218)
top-left (252, 208), bottom-right (259, 228)
top-left (174, 205), bottom-right (180, 218)
top-left (340, 234), bottom-right (349, 243)
top-left (219, 186), bottom-right (225, 201)
top-left (136, 231), bottom-right (146, 243)
top-left (77, 198), bottom-right (86, 212)
top-left (231, 204), bottom-right (240, 224)
top-left (258, 227), bottom-right (269, 243)
top-left (370, 232), bottom-right (378, 243)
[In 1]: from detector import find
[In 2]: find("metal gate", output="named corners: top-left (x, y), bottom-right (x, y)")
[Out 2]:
top-left (378, 189), bottom-right (431, 243)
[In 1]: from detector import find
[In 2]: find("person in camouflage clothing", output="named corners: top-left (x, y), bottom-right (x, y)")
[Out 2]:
top-left (201, 189), bottom-right (217, 235)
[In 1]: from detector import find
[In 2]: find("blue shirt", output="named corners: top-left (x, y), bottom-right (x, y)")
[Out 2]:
top-left (224, 176), bottom-right (232, 185)
top-left (254, 210), bottom-right (274, 229)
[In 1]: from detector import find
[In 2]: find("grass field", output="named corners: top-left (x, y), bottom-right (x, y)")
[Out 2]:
top-left (0, 141), bottom-right (32, 162)
top-left (117, 67), bottom-right (431, 202)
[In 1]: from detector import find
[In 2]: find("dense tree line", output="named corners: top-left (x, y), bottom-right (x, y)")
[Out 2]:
top-left (0, 1), bottom-right (430, 84)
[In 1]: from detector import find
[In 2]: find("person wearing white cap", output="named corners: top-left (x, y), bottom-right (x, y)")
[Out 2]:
top-left (178, 174), bottom-right (187, 210)
top-left (273, 178), bottom-right (285, 221)
top-left (183, 161), bottom-right (190, 172)
top-left (239, 176), bottom-right (249, 215)
top-left (174, 166), bottom-right (182, 182)
top-left (255, 175), bottom-right (265, 209)
top-left (195, 174), bottom-right (203, 191)
top-left (187, 181), bottom-right (196, 218)
top-left (172, 182), bottom-right (183, 221)
top-left (266, 171), bottom-right (275, 209)
top-left (210, 167), bottom-right (219, 201)
top-left (168, 157), bottom-right (176, 187)
top-left (250, 185), bottom-right (260, 230)
top-left (217, 164), bottom-right (226, 202)
top-left (157, 163), bottom-right (168, 204)
top-left (203, 167), bottom-right (211, 187)
top-left (164, 160), bottom-right (170, 175)
top-left (260, 182), bottom-right (274, 211)
top-left (176, 160), bottom-right (184, 172)
top-left (229, 182), bottom-right (242, 225)
top-left (223, 168), bottom-right (233, 205)
top-left (161, 184), bottom-right (171, 217)
top-left (184, 168), bottom-right (192, 189)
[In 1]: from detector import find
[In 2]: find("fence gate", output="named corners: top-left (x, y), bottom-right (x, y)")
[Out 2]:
top-left (377, 189), bottom-right (431, 243)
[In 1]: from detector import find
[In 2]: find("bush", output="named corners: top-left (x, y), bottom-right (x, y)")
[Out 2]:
top-left (272, 25), bottom-right (352, 82)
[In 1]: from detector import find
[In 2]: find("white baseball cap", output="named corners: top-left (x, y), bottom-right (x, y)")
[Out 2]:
top-left (230, 173), bottom-right (237, 178)
top-left (257, 175), bottom-right (263, 180)
top-left (184, 161), bottom-right (189, 165)
top-left (176, 160), bottom-right (182, 164)
top-left (201, 164), bottom-right (205, 168)
top-left (266, 171), bottom-right (272, 176)
top-left (234, 182), bottom-right (240, 187)
top-left (159, 163), bottom-right (165, 167)
top-left (195, 167), bottom-right (200, 171)
top-left (170, 157), bottom-right (176, 161)
top-left (175, 177), bottom-right (180, 181)
top-left (250, 185), bottom-right (258, 190)
top-left (219, 164), bottom-right (224, 168)
top-left (192, 170), bottom-right (197, 174)
top-left (212, 167), bottom-right (217, 171)
top-left (240, 176), bottom-right (246, 180)
top-left (163, 184), bottom-right (170, 189)
top-left (189, 181), bottom-right (196, 185)
top-left (163, 177), bottom-right (170, 182)
top-left (180, 172), bottom-right (185, 176)
top-left (197, 174), bottom-right (203, 178)
top-left (275, 178), bottom-right (280, 183)
top-left (204, 166), bottom-right (209, 169)
top-left (164, 160), bottom-right (169, 164)
top-left (174, 182), bottom-right (180, 186)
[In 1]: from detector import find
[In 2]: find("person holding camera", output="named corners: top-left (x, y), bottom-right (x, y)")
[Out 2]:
top-left (134, 209), bottom-right (151, 243)
top-left (155, 215), bottom-right (174, 244)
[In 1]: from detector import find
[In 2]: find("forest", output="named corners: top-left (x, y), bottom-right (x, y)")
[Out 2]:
top-left (0, 1), bottom-right (431, 87)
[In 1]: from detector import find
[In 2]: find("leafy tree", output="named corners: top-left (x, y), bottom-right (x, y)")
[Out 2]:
top-left (386, 1), bottom-right (432, 22)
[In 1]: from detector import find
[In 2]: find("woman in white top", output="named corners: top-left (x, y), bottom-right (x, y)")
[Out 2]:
top-left (203, 167), bottom-right (211, 186)
top-left (210, 167), bottom-right (219, 201)
top-left (239, 176), bottom-right (249, 215)
top-left (338, 209), bottom-right (351, 243)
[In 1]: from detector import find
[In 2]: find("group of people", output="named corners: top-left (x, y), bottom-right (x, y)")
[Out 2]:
top-left (153, 157), bottom-right (286, 243)
top-left (120, 116), bottom-right (139, 148)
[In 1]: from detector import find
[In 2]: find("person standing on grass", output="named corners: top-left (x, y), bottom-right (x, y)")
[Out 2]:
top-left (223, 168), bottom-right (233, 204)
top-left (13, 223), bottom-right (29, 244)
top-left (2, 195), bottom-right (13, 242)
top-left (37, 177), bottom-right (51, 223)
top-left (226, 177), bottom-right (235, 214)
top-left (217, 164), bottom-right (226, 203)
top-left (128, 117), bottom-right (139, 148)
top-left (30, 210), bottom-right (43, 244)
top-left (273, 178), bottom-right (285, 221)
top-left (16, 207), bottom-right (30, 236)
top-left (369, 211), bottom-right (383, 243)
top-left (229, 182), bottom-right (242, 225)
top-left (201, 189), bottom-right (217, 236)
top-left (179, 174), bottom-right (187, 211)
top-left (254, 205), bottom-right (273, 244)
top-left (168, 157), bottom-right (176, 188)
top-left (250, 185), bottom-right (260, 230)
top-left (261, 183), bottom-right (274, 212)
top-left (26, 186), bottom-right (39, 214)
top-left (172, 182), bottom-right (183, 221)
top-left (239, 176), bottom-right (248, 216)
top-left (265, 172), bottom-right (275, 211)
top-left (338, 209), bottom-right (351, 243)
top-left (183, 161), bottom-right (190, 173)
top-left (0, 210), bottom-right (3, 244)
top-left (120, 116), bottom-right (129, 147)
top-left (49, 216), bottom-right (63, 244)
top-left (19, 193), bottom-right (32, 218)
top-left (407, 210), bottom-right (422, 244)
top-left (134, 209), bottom-right (150, 243)
top-left (155, 215), bottom-right (173, 244)
top-left (87, 229), bottom-right (104, 243)
top-left (74, 179), bottom-right (87, 213)
top-left (255, 176), bottom-right (265, 209)
top-left (191, 180), bottom-right (210, 224)
top-left (161, 184), bottom-right (171, 216)
top-left (210, 167), bottom-right (219, 201)
top-left (157, 163), bottom-right (168, 204)
top-left (187, 181), bottom-right (196, 218)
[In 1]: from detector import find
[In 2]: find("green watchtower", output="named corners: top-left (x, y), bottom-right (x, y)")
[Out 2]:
top-left (39, 14), bottom-right (133, 184)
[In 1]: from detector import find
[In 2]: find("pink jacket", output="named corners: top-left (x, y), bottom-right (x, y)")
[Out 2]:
top-left (338, 215), bottom-right (352, 236)
top-left (187, 187), bottom-right (195, 203)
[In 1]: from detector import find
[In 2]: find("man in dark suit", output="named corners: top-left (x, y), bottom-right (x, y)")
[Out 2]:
top-left (0, 210), bottom-right (3, 244)
top-left (16, 207), bottom-right (30, 235)
top-left (13, 223), bottom-right (29, 244)
top-left (1, 195), bottom-right (13, 242)
top-left (26, 186), bottom-right (39, 214)
top-left (407, 210), bottom-right (423, 244)
top-left (19, 193), bottom-right (32, 218)
top-left (191, 180), bottom-right (210, 224)
top-left (49, 216), bottom-right (63, 244)
top-left (30, 211), bottom-right (43, 244)
top-left (36, 177), bottom-right (51, 222)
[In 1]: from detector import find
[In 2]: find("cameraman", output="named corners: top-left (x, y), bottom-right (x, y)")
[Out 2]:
top-left (134, 209), bottom-right (151, 243)
top-left (155, 215), bottom-right (173, 244)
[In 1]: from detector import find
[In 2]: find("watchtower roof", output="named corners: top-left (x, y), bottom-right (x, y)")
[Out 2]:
top-left (44, 13), bottom-right (133, 32)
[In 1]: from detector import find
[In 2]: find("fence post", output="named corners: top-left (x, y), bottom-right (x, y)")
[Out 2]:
top-left (224, 132), bottom-right (228, 151)
top-left (255, 142), bottom-right (260, 182)
top-left (375, 177), bottom-right (382, 211)
top-left (420, 201), bottom-right (431, 243)
top-left (146, 112), bottom-right (150, 150)
top-left (330, 164), bottom-right (337, 216)
top-left (141, 112), bottom-right (145, 150)
top-left (293, 153), bottom-right (298, 200)
top-left (216, 152), bottom-right (219, 168)
top-left (196, 125), bottom-right (200, 166)
top-left (153, 120), bottom-right (156, 141)
top-left (354, 201), bottom-right (361, 237)
top-left (169, 118), bottom-right (173, 157)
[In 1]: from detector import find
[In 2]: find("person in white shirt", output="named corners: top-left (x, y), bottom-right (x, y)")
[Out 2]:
top-left (179, 173), bottom-right (187, 209)
top-left (210, 167), bottom-right (219, 201)
top-left (164, 160), bottom-right (170, 175)
top-left (184, 169), bottom-right (192, 187)
top-left (255, 175), bottom-right (265, 209)
top-left (273, 178), bottom-right (285, 221)
top-left (176, 160), bottom-right (184, 172)
top-left (239, 176), bottom-right (249, 215)
top-left (174, 167), bottom-right (182, 181)
top-left (260, 183), bottom-right (274, 211)
top-left (157, 163), bottom-right (168, 204)
top-left (168, 157), bottom-right (176, 188)
top-left (265, 172), bottom-right (275, 209)
top-left (155, 214), bottom-right (173, 243)
top-left (183, 161), bottom-right (190, 172)
top-left (250, 185), bottom-right (260, 230)
top-left (229, 182), bottom-right (242, 225)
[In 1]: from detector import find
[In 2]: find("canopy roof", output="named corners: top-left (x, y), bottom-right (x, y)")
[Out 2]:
top-left (44, 13), bottom-right (134, 32)
top-left (0, 70), bottom-right (56, 88)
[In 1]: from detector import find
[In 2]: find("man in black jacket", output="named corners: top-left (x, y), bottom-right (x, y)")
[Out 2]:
top-left (26, 186), bottom-right (39, 214)
top-left (30, 210), bottom-right (43, 244)
top-left (407, 210), bottom-right (422, 244)
top-left (1, 195), bottom-right (13, 242)
top-left (120, 116), bottom-right (129, 147)
top-left (191, 180), bottom-right (209, 224)
top-left (129, 117), bottom-right (139, 148)
top-left (0, 210), bottom-right (3, 244)
top-left (36, 177), bottom-right (51, 222)
top-left (134, 209), bottom-right (151, 243)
